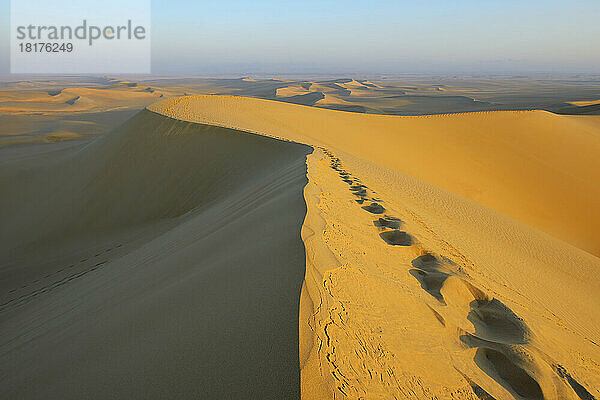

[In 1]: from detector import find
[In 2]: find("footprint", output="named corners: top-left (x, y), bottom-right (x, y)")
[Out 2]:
top-left (409, 254), bottom-right (455, 303)
top-left (322, 148), bottom-right (573, 400)
top-left (437, 273), bottom-right (528, 345)
top-left (362, 202), bottom-right (385, 214)
top-left (379, 230), bottom-right (413, 246)
top-left (350, 184), bottom-right (368, 196)
top-left (409, 269), bottom-right (449, 303)
top-left (412, 253), bottom-right (448, 272)
top-left (474, 347), bottom-right (543, 400)
top-left (373, 216), bottom-right (402, 229)
top-left (468, 299), bottom-right (530, 344)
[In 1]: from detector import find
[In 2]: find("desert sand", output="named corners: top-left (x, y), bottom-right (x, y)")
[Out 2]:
top-left (0, 111), bottom-right (310, 398)
top-left (0, 77), bottom-right (191, 149)
top-left (148, 95), bottom-right (600, 399)
top-left (569, 100), bottom-right (600, 107)
top-left (3, 75), bottom-right (598, 149)
top-left (149, 95), bottom-right (600, 257)
top-left (1, 89), bottom-right (599, 399)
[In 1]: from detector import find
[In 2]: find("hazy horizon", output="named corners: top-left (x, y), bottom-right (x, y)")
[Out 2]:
top-left (1, 0), bottom-right (599, 75)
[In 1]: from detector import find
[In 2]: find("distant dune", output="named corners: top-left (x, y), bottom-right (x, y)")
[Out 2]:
top-left (0, 80), bottom-right (179, 148)
top-left (276, 84), bottom-right (309, 97)
top-left (0, 87), bottom-right (161, 115)
top-left (569, 99), bottom-right (600, 106)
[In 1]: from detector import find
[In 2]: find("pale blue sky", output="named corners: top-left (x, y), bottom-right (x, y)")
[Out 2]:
top-left (1, 0), bottom-right (599, 75)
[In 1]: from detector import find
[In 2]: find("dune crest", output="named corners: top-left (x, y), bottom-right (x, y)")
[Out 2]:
top-left (149, 95), bottom-right (600, 257)
top-left (2, 92), bottom-right (599, 399)
top-left (149, 95), bottom-right (600, 399)
top-left (0, 111), bottom-right (311, 398)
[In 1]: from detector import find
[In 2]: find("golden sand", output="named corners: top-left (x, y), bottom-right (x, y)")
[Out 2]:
top-left (147, 95), bottom-right (600, 399)
top-left (569, 99), bottom-right (600, 106)
top-left (149, 95), bottom-right (600, 256)
top-left (2, 91), bottom-right (598, 399)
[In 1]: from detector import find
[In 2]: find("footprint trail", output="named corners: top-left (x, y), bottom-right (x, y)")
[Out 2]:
top-left (320, 147), bottom-right (596, 400)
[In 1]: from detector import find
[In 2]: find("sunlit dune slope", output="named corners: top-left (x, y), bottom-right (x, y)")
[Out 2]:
top-left (0, 87), bottom-right (162, 115)
top-left (0, 110), bottom-right (310, 398)
top-left (149, 95), bottom-right (600, 257)
top-left (299, 149), bottom-right (600, 399)
top-left (148, 94), bottom-right (600, 399)
top-left (2, 92), bottom-right (599, 399)
top-left (569, 99), bottom-right (600, 106)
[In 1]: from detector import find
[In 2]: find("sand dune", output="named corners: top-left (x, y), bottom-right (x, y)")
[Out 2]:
top-left (569, 99), bottom-right (600, 106)
top-left (302, 149), bottom-right (599, 399)
top-left (147, 95), bottom-right (600, 399)
top-left (0, 87), bottom-right (161, 115)
top-left (0, 80), bottom-right (175, 149)
top-left (149, 95), bottom-right (600, 257)
top-left (0, 111), bottom-right (310, 398)
top-left (276, 84), bottom-right (310, 97)
top-left (2, 91), bottom-right (599, 399)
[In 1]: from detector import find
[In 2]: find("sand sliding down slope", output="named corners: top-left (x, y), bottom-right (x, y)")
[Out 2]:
top-left (0, 111), bottom-right (311, 399)
top-left (149, 96), bottom-right (600, 399)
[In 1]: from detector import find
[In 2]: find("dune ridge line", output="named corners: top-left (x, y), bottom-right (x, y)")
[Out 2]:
top-left (149, 95), bottom-right (600, 399)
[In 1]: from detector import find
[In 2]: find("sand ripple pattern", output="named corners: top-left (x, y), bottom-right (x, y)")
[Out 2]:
top-left (320, 148), bottom-right (596, 400)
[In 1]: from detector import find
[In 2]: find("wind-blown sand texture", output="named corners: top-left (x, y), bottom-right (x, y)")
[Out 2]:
top-left (3, 76), bottom-right (599, 149)
top-left (148, 95), bottom-right (600, 399)
top-left (149, 95), bottom-right (600, 257)
top-left (1, 91), bottom-right (599, 399)
top-left (1, 111), bottom-right (310, 398)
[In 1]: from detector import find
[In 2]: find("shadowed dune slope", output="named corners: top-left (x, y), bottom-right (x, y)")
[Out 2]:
top-left (0, 110), bottom-right (311, 399)
top-left (149, 95), bottom-right (600, 256)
